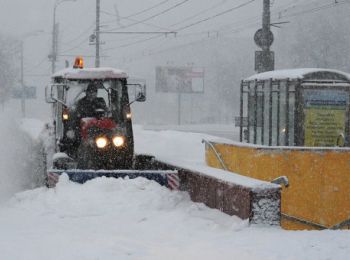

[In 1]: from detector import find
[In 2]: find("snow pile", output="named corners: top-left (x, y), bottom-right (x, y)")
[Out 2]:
top-left (0, 176), bottom-right (245, 260)
top-left (0, 115), bottom-right (45, 202)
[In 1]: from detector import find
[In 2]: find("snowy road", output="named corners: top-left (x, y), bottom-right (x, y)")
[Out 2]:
top-left (0, 119), bottom-right (349, 260)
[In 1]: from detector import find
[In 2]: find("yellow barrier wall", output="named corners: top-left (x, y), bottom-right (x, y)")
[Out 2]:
top-left (205, 142), bottom-right (350, 230)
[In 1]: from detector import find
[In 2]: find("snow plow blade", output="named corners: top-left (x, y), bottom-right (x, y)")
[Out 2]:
top-left (47, 169), bottom-right (179, 189)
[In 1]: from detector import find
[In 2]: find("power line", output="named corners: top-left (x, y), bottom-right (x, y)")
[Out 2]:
top-left (176, 0), bottom-right (256, 31)
top-left (61, 36), bottom-right (90, 53)
top-left (124, 0), bottom-right (172, 19)
top-left (57, 54), bottom-right (108, 58)
top-left (117, 22), bottom-right (258, 64)
top-left (103, 34), bottom-right (163, 51)
top-left (103, 0), bottom-right (256, 51)
top-left (281, 0), bottom-right (350, 19)
top-left (24, 56), bottom-right (48, 74)
top-left (105, 0), bottom-right (191, 31)
top-left (101, 10), bottom-right (172, 31)
top-left (99, 10), bottom-right (175, 46)
top-left (168, 0), bottom-right (229, 27)
top-left (62, 23), bottom-right (95, 45)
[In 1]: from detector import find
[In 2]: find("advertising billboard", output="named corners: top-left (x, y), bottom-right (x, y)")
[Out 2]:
top-left (303, 89), bottom-right (348, 146)
top-left (155, 66), bottom-right (204, 93)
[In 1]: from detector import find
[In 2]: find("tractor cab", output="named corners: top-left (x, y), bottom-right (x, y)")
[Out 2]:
top-left (46, 57), bottom-right (146, 170)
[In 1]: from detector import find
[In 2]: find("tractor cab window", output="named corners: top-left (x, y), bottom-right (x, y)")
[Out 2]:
top-left (65, 81), bottom-right (108, 109)
top-left (63, 79), bottom-right (125, 121)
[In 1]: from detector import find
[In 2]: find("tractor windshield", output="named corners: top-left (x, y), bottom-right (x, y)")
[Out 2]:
top-left (64, 79), bottom-right (125, 121)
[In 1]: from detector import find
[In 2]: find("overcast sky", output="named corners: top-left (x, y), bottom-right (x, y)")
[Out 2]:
top-left (0, 0), bottom-right (299, 81)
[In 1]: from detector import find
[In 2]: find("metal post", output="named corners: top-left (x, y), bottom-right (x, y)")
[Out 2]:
top-left (247, 82), bottom-right (251, 143)
top-left (95, 0), bottom-right (101, 67)
top-left (269, 79), bottom-right (273, 146)
top-left (261, 83), bottom-right (265, 145)
top-left (285, 81), bottom-right (290, 146)
top-left (277, 82), bottom-right (280, 145)
top-left (20, 41), bottom-right (25, 117)
top-left (240, 81), bottom-right (244, 142)
top-left (254, 80), bottom-right (258, 144)
top-left (178, 92), bottom-right (181, 125)
top-left (51, 5), bottom-right (57, 74)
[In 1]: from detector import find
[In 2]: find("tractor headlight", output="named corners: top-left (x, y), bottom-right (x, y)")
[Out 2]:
top-left (96, 136), bottom-right (108, 148)
top-left (112, 136), bottom-right (125, 147)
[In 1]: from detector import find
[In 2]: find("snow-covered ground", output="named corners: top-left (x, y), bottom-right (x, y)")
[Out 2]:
top-left (0, 117), bottom-right (349, 260)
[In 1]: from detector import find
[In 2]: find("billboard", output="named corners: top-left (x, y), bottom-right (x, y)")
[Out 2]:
top-left (156, 66), bottom-right (204, 93)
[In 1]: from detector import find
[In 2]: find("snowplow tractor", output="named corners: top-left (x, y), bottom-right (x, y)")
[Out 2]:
top-left (44, 60), bottom-right (178, 187)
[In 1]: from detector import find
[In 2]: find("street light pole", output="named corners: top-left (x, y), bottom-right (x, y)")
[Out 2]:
top-left (51, 0), bottom-right (77, 74)
top-left (20, 40), bottom-right (25, 117)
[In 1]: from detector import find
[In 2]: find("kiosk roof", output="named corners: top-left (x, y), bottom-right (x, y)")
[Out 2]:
top-left (245, 68), bottom-right (350, 81)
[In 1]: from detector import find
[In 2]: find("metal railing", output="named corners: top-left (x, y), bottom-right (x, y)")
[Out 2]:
top-left (202, 139), bottom-right (228, 171)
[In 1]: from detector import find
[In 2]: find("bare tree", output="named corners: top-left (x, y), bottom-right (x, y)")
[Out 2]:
top-left (0, 35), bottom-right (17, 109)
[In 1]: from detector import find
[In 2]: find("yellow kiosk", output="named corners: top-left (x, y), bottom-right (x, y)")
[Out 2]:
top-left (206, 69), bottom-right (350, 230)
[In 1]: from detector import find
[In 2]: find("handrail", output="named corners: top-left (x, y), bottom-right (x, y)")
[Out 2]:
top-left (202, 139), bottom-right (228, 171)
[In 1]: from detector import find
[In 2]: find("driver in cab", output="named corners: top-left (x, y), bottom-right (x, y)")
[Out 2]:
top-left (75, 82), bottom-right (107, 119)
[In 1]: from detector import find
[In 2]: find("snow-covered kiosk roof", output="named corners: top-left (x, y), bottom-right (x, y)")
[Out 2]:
top-left (245, 68), bottom-right (350, 82)
top-left (52, 67), bottom-right (129, 80)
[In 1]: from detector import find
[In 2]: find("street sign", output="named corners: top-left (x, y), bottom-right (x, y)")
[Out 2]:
top-left (254, 29), bottom-right (274, 48)
top-left (12, 86), bottom-right (37, 99)
top-left (255, 51), bottom-right (275, 73)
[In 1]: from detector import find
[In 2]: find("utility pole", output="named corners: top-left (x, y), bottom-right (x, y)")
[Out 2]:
top-left (262, 0), bottom-right (271, 53)
top-left (95, 0), bottom-right (101, 68)
top-left (51, 3), bottom-right (59, 74)
top-left (254, 0), bottom-right (274, 73)
top-left (51, 23), bottom-right (59, 74)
